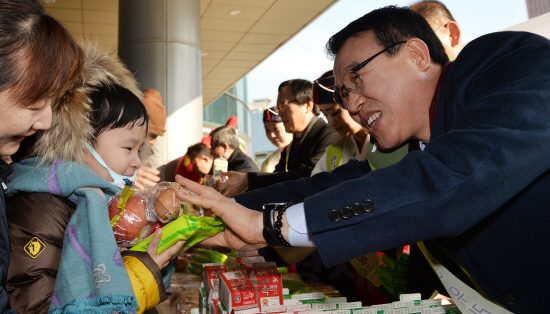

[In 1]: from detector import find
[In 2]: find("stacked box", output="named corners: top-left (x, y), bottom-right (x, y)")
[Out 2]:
top-left (291, 293), bottom-right (325, 304)
top-left (286, 303), bottom-right (311, 313)
top-left (219, 271), bottom-right (258, 312)
top-left (210, 297), bottom-right (220, 314)
top-left (250, 266), bottom-right (284, 312)
top-left (218, 300), bottom-right (228, 314)
top-left (337, 301), bottom-right (362, 313)
top-left (236, 256), bottom-right (267, 275)
top-left (237, 250), bottom-right (260, 257)
top-left (326, 297), bottom-right (347, 304)
top-left (203, 263), bottom-right (228, 304)
top-left (311, 303), bottom-right (337, 312)
top-left (199, 285), bottom-right (207, 314)
top-left (282, 288), bottom-right (290, 300)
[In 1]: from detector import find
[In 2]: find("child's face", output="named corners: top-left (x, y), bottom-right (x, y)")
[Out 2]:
top-left (93, 124), bottom-right (147, 178)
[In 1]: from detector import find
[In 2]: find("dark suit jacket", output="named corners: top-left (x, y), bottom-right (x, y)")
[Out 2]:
top-left (228, 148), bottom-right (259, 173)
top-left (236, 32), bottom-right (550, 313)
top-left (247, 116), bottom-right (339, 190)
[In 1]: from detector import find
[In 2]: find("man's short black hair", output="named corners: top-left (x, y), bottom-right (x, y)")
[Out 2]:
top-left (186, 142), bottom-right (212, 159)
top-left (326, 5), bottom-right (448, 66)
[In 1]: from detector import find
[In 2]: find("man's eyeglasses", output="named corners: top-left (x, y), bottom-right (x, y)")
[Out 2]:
top-left (277, 99), bottom-right (298, 111)
top-left (333, 41), bottom-right (406, 110)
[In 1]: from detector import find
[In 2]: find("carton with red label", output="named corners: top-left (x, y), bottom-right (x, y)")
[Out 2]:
top-left (237, 250), bottom-right (260, 257)
top-left (203, 263), bottom-right (228, 300)
top-left (250, 266), bottom-right (283, 312)
top-left (236, 256), bottom-right (265, 274)
top-left (220, 271), bottom-right (258, 313)
top-left (210, 297), bottom-right (220, 314)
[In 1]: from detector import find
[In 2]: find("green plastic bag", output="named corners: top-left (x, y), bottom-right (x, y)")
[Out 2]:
top-left (130, 215), bottom-right (225, 254)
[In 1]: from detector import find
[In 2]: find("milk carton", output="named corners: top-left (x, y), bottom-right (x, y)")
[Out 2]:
top-left (219, 271), bottom-right (258, 312)
top-left (203, 263), bottom-right (228, 303)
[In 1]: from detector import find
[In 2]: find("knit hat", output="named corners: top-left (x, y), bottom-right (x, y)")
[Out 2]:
top-left (313, 74), bottom-right (335, 104)
top-left (263, 106), bottom-right (282, 123)
top-left (142, 89), bottom-right (167, 137)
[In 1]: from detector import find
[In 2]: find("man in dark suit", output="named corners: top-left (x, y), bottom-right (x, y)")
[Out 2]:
top-left (210, 126), bottom-right (259, 173)
top-left (176, 6), bottom-right (550, 313)
top-left (217, 79), bottom-right (339, 197)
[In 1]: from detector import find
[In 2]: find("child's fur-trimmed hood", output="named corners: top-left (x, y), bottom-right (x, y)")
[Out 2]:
top-left (34, 43), bottom-right (150, 164)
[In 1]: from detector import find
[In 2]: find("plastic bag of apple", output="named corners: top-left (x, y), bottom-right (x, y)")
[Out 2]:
top-left (109, 181), bottom-right (225, 250)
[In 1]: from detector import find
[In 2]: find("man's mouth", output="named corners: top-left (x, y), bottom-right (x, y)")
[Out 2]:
top-left (366, 112), bottom-right (381, 128)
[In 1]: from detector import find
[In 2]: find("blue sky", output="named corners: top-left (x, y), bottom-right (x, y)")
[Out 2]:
top-left (246, 0), bottom-right (529, 105)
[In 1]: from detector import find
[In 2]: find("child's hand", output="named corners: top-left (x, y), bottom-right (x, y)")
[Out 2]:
top-left (146, 228), bottom-right (185, 269)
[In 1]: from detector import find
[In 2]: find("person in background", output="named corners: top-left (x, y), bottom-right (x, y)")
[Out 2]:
top-left (216, 79), bottom-right (339, 197)
top-left (261, 107), bottom-right (293, 172)
top-left (311, 71), bottom-right (369, 176)
top-left (210, 126), bottom-right (259, 173)
top-left (0, 1), bottom-right (84, 312)
top-left (186, 143), bottom-right (214, 183)
top-left (409, 0), bottom-right (462, 60)
top-left (134, 89), bottom-right (166, 190)
top-left (174, 116), bottom-right (239, 184)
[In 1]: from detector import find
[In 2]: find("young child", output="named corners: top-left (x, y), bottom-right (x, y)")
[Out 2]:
top-left (6, 47), bottom-right (183, 314)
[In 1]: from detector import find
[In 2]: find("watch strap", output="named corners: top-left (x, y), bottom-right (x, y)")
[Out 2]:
top-left (262, 202), bottom-right (293, 247)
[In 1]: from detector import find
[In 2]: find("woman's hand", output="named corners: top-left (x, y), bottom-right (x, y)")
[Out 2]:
top-left (175, 174), bottom-right (266, 252)
top-left (146, 228), bottom-right (185, 269)
top-left (214, 170), bottom-right (248, 197)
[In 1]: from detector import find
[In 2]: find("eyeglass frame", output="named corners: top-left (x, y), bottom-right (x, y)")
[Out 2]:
top-left (333, 41), bottom-right (406, 110)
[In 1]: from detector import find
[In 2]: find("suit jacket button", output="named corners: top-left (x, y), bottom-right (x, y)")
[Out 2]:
top-left (329, 209), bottom-right (342, 222)
top-left (362, 199), bottom-right (375, 213)
top-left (340, 206), bottom-right (352, 219)
top-left (350, 203), bottom-right (363, 216)
top-left (503, 293), bottom-right (519, 305)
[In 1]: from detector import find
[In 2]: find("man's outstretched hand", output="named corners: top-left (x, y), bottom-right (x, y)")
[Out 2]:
top-left (175, 174), bottom-right (266, 252)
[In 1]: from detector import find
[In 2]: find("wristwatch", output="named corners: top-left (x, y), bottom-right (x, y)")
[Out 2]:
top-left (262, 202), bottom-right (293, 247)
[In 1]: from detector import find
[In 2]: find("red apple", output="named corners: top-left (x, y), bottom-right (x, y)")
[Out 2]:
top-left (108, 194), bottom-right (156, 247)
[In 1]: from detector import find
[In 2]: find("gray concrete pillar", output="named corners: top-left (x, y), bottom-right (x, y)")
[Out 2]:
top-left (118, 0), bottom-right (202, 173)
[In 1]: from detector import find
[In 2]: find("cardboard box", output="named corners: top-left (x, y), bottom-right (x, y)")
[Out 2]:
top-left (237, 250), bottom-right (260, 257)
top-left (236, 256), bottom-right (266, 274)
top-left (203, 263), bottom-right (228, 296)
top-left (220, 271), bottom-right (258, 312)
top-left (250, 266), bottom-right (283, 312)
top-left (210, 297), bottom-right (220, 314)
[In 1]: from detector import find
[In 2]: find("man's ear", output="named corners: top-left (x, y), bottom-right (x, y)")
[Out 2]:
top-left (222, 143), bottom-right (231, 153)
top-left (406, 38), bottom-right (431, 72)
top-left (447, 21), bottom-right (461, 47)
top-left (304, 100), bottom-right (315, 114)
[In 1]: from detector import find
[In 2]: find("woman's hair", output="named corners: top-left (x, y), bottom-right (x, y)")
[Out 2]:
top-left (278, 79), bottom-right (320, 115)
top-left (0, 0), bottom-right (84, 105)
top-left (88, 84), bottom-right (149, 144)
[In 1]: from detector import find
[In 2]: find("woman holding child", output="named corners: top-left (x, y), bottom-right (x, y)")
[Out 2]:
top-left (0, 1), bottom-right (83, 313)
top-left (6, 44), bottom-right (184, 314)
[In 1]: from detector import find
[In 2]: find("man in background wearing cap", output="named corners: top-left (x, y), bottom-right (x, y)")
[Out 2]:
top-left (135, 89), bottom-right (167, 190)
